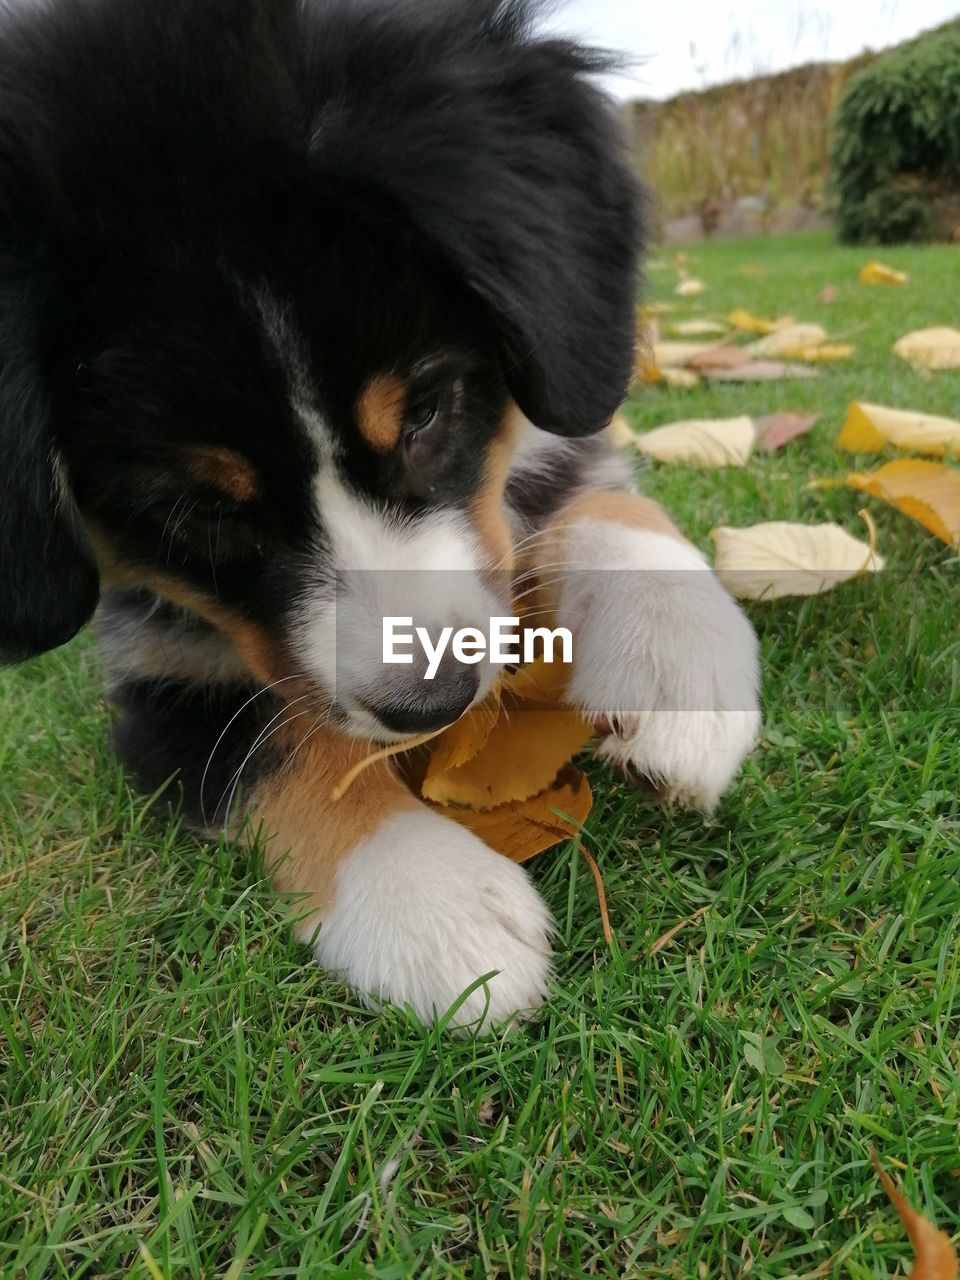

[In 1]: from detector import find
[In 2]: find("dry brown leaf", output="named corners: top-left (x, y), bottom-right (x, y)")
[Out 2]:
top-left (685, 345), bottom-right (749, 371)
top-left (706, 360), bottom-right (819, 383)
top-left (860, 261), bottom-right (908, 285)
top-left (675, 277), bottom-right (706, 297)
top-left (871, 1150), bottom-right (958, 1280)
top-left (727, 308), bottom-right (792, 334)
top-left (754, 411), bottom-right (820, 452)
top-left (848, 459), bottom-right (960, 547)
top-left (635, 416), bottom-right (755, 467)
top-left (818, 285), bottom-right (838, 305)
top-left (894, 327), bottom-right (960, 371)
top-left (745, 323), bottom-right (828, 358)
top-left (710, 517), bottom-right (884, 600)
top-left (436, 763), bottom-right (592, 862)
top-left (421, 707), bottom-right (594, 809)
top-left (838, 402), bottom-right (960, 458)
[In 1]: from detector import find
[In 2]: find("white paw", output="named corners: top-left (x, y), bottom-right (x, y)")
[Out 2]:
top-left (304, 809), bottom-right (552, 1032)
top-left (559, 521), bottom-right (761, 811)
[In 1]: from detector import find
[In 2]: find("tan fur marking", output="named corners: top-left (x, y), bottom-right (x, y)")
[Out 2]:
top-left (185, 446), bottom-right (259, 502)
top-left (470, 404), bottom-right (521, 570)
top-left (87, 527), bottom-right (293, 690)
top-left (249, 726), bottom-right (419, 929)
top-left (517, 490), bottom-right (688, 619)
top-left (549, 490), bottom-right (685, 541)
top-left (356, 374), bottom-right (407, 453)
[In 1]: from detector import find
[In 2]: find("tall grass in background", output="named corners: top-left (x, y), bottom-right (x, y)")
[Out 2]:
top-left (629, 57), bottom-right (872, 223)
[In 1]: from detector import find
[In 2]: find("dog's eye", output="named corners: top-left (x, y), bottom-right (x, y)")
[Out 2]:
top-left (402, 393), bottom-right (440, 441)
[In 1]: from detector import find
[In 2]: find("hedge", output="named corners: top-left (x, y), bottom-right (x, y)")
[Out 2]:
top-left (831, 22), bottom-right (960, 244)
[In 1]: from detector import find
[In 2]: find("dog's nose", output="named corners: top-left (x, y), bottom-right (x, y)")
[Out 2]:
top-left (372, 660), bottom-right (479, 736)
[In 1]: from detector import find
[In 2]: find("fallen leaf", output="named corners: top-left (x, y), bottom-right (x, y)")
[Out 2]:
top-left (871, 1149), bottom-right (958, 1280)
top-left (838, 402), bottom-right (960, 458)
top-left (710, 517), bottom-right (884, 599)
top-left (437, 763), bottom-right (592, 862)
top-left (607, 412), bottom-right (636, 451)
top-left (653, 340), bottom-right (721, 367)
top-left (660, 366), bottom-right (701, 389)
top-left (798, 343), bottom-right (855, 362)
top-left (635, 416), bottom-right (755, 467)
top-left (706, 360), bottom-right (819, 383)
top-left (745, 323), bottom-right (828, 358)
top-left (668, 318), bottom-right (730, 337)
top-left (819, 285), bottom-right (838, 305)
top-left (727, 308), bottom-right (794, 335)
top-left (424, 686), bottom-right (502, 777)
top-left (421, 707), bottom-right (594, 808)
top-left (754, 411), bottom-right (820, 452)
top-left (685, 345), bottom-right (749, 371)
top-left (847, 459), bottom-right (960, 547)
top-left (675, 277), bottom-right (706, 297)
top-left (860, 261), bottom-right (908, 285)
top-left (894, 327), bottom-right (960, 371)
top-left (501, 656), bottom-right (572, 704)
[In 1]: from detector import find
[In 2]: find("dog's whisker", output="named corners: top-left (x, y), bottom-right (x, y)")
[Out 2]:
top-left (199, 675), bottom-right (308, 827)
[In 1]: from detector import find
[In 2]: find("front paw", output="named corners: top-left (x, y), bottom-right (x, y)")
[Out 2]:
top-left (560, 526), bottom-right (761, 811)
top-left (305, 809), bottom-right (553, 1032)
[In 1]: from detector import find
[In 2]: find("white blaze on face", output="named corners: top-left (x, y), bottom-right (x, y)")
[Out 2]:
top-left (293, 469), bottom-right (506, 739)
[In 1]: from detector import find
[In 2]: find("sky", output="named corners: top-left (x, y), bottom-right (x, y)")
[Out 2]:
top-left (540, 0), bottom-right (960, 100)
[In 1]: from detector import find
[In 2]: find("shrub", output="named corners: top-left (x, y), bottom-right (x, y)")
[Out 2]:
top-left (831, 22), bottom-right (960, 244)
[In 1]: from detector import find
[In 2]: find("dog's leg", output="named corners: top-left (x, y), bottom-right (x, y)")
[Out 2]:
top-left (247, 726), bottom-right (552, 1031)
top-left (510, 427), bottom-right (761, 811)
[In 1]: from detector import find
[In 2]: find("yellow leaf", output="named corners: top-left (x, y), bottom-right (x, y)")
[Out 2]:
top-left (798, 343), bottom-right (855, 362)
top-left (436, 764), bottom-right (592, 862)
top-left (894, 327), bottom-right (960, 371)
top-left (675, 277), bottom-right (706, 297)
top-left (668, 318), bottom-right (730, 337)
top-left (424, 685), bottom-right (503, 777)
top-left (710, 518), bottom-right (884, 600)
top-left (871, 1150), bottom-right (958, 1280)
top-left (847, 459), bottom-right (960, 546)
top-left (838, 402), bottom-right (960, 457)
top-left (607, 412), bottom-right (636, 451)
top-left (421, 708), bottom-right (594, 809)
top-left (745, 323), bottom-right (828, 358)
top-left (859, 261), bottom-right (908, 285)
top-left (652, 340), bottom-right (720, 367)
top-left (660, 366), bottom-right (701, 389)
top-left (727, 308), bottom-right (794, 335)
top-left (501, 656), bottom-right (572, 704)
top-left (635, 416), bottom-right (755, 467)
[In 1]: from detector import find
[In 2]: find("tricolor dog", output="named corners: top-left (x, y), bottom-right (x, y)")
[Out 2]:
top-left (0, 0), bottom-right (760, 1029)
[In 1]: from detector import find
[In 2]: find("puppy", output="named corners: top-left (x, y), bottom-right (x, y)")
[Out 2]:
top-left (0, 0), bottom-right (760, 1029)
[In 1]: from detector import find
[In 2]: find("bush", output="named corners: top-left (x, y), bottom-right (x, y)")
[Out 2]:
top-left (831, 22), bottom-right (960, 244)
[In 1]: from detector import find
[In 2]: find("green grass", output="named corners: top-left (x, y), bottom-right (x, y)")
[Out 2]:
top-left (2, 231), bottom-right (959, 1277)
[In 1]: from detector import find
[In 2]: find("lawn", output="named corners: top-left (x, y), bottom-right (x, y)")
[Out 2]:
top-left (1, 230), bottom-right (959, 1278)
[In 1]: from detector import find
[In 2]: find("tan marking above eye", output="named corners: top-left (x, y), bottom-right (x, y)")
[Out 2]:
top-left (184, 446), bottom-right (259, 502)
top-left (356, 374), bottom-right (408, 453)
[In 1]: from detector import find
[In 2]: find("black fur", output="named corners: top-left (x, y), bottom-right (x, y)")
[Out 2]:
top-left (0, 0), bottom-right (644, 666)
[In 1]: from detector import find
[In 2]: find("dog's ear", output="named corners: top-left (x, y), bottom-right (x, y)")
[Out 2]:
top-left (307, 1), bottom-right (644, 437)
top-left (0, 267), bottom-right (100, 663)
